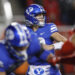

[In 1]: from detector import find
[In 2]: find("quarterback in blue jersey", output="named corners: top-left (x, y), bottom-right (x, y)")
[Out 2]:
top-left (0, 22), bottom-right (44, 75)
top-left (24, 4), bottom-right (67, 75)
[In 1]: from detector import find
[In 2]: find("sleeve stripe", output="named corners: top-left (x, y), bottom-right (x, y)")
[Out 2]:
top-left (51, 24), bottom-right (56, 27)
top-left (51, 29), bottom-right (58, 32)
top-left (51, 27), bottom-right (57, 30)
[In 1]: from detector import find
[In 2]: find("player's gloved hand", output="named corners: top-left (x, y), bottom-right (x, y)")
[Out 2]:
top-left (38, 37), bottom-right (46, 44)
top-left (53, 42), bottom-right (64, 50)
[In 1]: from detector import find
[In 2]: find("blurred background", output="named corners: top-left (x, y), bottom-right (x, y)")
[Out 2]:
top-left (0, 0), bottom-right (75, 75)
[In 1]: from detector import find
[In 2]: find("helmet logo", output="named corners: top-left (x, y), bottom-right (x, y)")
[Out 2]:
top-left (6, 29), bottom-right (14, 40)
top-left (26, 7), bottom-right (33, 15)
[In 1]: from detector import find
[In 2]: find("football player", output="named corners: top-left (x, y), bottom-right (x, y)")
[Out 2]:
top-left (0, 22), bottom-right (44, 75)
top-left (24, 4), bottom-right (68, 75)
top-left (0, 22), bottom-right (30, 75)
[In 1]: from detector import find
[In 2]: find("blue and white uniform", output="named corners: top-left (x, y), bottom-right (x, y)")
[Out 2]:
top-left (0, 34), bottom-right (41, 75)
top-left (24, 4), bottom-right (61, 75)
top-left (0, 23), bottom-right (42, 75)
top-left (26, 23), bottom-right (61, 75)
top-left (0, 42), bottom-right (16, 75)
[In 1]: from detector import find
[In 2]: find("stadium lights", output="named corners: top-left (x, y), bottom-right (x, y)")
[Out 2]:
top-left (3, 1), bottom-right (13, 20)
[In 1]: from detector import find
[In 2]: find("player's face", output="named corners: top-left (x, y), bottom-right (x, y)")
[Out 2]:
top-left (35, 14), bottom-right (45, 25)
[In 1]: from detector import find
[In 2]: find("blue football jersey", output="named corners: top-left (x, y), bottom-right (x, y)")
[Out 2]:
top-left (0, 27), bottom-right (42, 74)
top-left (27, 23), bottom-right (58, 65)
top-left (36, 23), bottom-right (58, 45)
top-left (27, 27), bottom-right (43, 56)
top-left (26, 23), bottom-right (61, 75)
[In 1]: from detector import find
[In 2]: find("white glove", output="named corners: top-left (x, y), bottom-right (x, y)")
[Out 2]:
top-left (53, 42), bottom-right (64, 50)
top-left (38, 37), bottom-right (46, 44)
